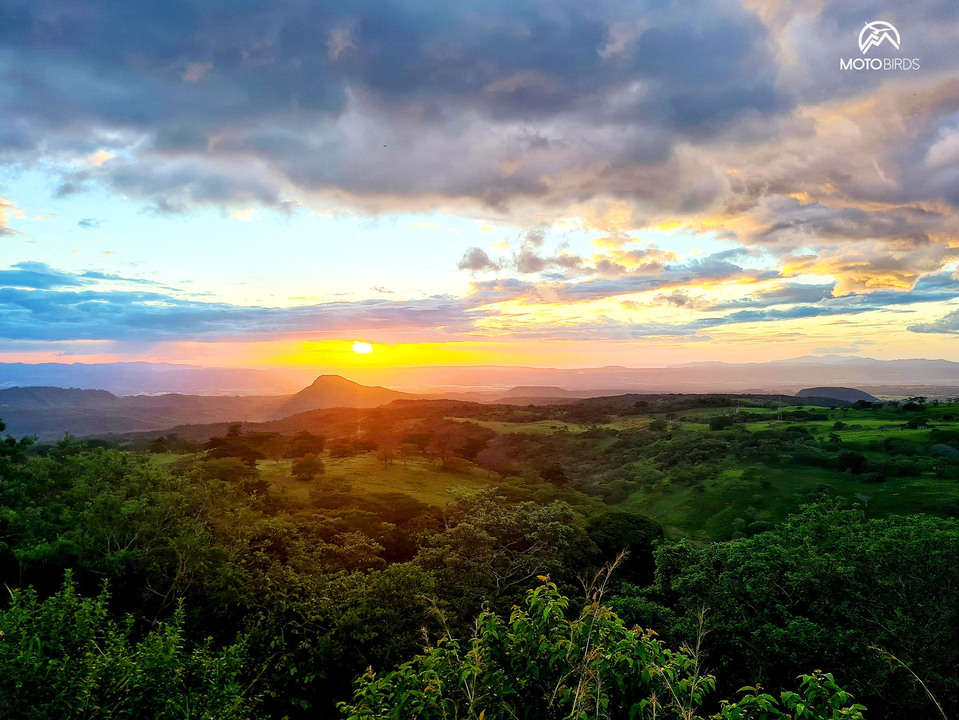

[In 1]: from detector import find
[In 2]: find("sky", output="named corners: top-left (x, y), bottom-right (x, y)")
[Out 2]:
top-left (1, 0), bottom-right (958, 372)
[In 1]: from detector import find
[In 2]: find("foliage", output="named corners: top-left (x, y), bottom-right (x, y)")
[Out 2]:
top-left (620, 505), bottom-right (959, 720)
top-left (0, 577), bottom-right (257, 719)
top-left (2, 402), bottom-right (958, 720)
top-left (292, 453), bottom-right (326, 481)
top-left (414, 490), bottom-right (595, 620)
top-left (339, 579), bottom-right (865, 720)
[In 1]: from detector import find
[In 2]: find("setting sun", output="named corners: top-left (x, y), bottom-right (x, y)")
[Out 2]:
top-left (351, 341), bottom-right (374, 354)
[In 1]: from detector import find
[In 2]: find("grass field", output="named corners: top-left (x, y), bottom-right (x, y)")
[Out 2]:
top-left (260, 455), bottom-right (492, 505)
top-left (147, 450), bottom-right (493, 505)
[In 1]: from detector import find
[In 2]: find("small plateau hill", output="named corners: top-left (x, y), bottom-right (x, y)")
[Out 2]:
top-left (796, 387), bottom-right (880, 404)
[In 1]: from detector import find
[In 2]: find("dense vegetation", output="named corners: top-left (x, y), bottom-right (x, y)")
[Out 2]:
top-left (1, 396), bottom-right (957, 719)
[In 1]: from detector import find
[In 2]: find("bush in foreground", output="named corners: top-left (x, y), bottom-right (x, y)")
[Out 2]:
top-left (339, 577), bottom-right (865, 720)
top-left (0, 576), bottom-right (257, 720)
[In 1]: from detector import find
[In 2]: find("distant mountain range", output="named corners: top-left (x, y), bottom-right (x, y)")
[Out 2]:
top-left (0, 376), bottom-right (413, 439)
top-left (3, 355), bottom-right (959, 439)
top-left (0, 362), bottom-right (313, 395)
top-left (5, 356), bottom-right (959, 397)
top-left (341, 356), bottom-right (959, 395)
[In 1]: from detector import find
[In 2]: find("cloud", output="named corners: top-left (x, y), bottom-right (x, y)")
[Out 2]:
top-left (654, 289), bottom-right (707, 309)
top-left (593, 247), bottom-right (678, 277)
top-left (87, 149), bottom-right (114, 167)
top-left (0, 198), bottom-right (23, 236)
top-left (0, 282), bottom-right (477, 343)
top-left (0, 262), bottom-right (84, 290)
top-left (0, 0), bottom-right (957, 340)
top-left (1, 259), bottom-right (955, 347)
top-left (182, 62), bottom-right (213, 83)
top-left (909, 309), bottom-right (959, 335)
top-left (458, 247), bottom-right (500, 272)
top-left (0, 0), bottom-right (790, 219)
top-left (230, 208), bottom-right (259, 222)
top-left (77, 218), bottom-right (102, 229)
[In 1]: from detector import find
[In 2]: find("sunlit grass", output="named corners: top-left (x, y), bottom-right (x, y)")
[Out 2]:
top-left (259, 453), bottom-right (491, 505)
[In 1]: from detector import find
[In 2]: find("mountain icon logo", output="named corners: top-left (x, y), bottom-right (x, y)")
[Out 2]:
top-left (858, 21), bottom-right (900, 54)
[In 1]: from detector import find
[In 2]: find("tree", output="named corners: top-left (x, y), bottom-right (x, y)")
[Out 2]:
top-left (0, 418), bottom-right (35, 461)
top-left (397, 442), bottom-right (419, 465)
top-left (837, 450), bottom-right (869, 474)
top-left (205, 432), bottom-right (265, 468)
top-left (628, 506), bottom-right (959, 719)
top-left (292, 453), bottom-right (325, 481)
top-left (710, 415), bottom-right (737, 431)
top-left (0, 578), bottom-right (257, 720)
top-left (339, 578), bottom-right (865, 720)
top-left (414, 491), bottom-right (593, 619)
top-left (475, 445), bottom-right (514, 478)
top-left (148, 436), bottom-right (169, 453)
top-left (376, 447), bottom-right (395, 469)
top-left (329, 443), bottom-right (355, 458)
top-left (586, 511), bottom-right (663, 584)
top-left (540, 461), bottom-right (568, 486)
top-left (425, 422), bottom-right (495, 469)
top-left (287, 431), bottom-right (326, 458)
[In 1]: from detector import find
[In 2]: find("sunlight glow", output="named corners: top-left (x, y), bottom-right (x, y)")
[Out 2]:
top-left (352, 341), bottom-right (374, 354)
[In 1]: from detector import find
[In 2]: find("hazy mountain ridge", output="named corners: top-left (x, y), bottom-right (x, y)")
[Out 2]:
top-left (0, 376), bottom-right (417, 439)
top-left (0, 362), bottom-right (312, 395)
top-left (4, 356), bottom-right (959, 439)
top-left (342, 356), bottom-right (959, 393)
top-left (6, 356), bottom-right (959, 397)
top-left (0, 386), bottom-right (287, 439)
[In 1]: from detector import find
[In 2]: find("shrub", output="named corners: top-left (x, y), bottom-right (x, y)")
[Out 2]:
top-left (339, 579), bottom-right (864, 720)
top-left (0, 578), bottom-right (257, 720)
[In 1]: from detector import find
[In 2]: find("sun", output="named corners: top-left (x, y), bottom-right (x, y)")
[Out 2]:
top-left (351, 341), bottom-right (374, 354)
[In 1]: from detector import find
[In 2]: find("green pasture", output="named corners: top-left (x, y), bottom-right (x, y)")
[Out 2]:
top-left (259, 453), bottom-right (491, 505)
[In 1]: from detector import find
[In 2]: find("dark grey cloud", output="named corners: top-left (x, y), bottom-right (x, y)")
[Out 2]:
top-left (0, 0), bottom-right (792, 216)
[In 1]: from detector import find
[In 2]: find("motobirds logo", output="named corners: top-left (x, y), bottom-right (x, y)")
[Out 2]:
top-left (840, 20), bottom-right (920, 71)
